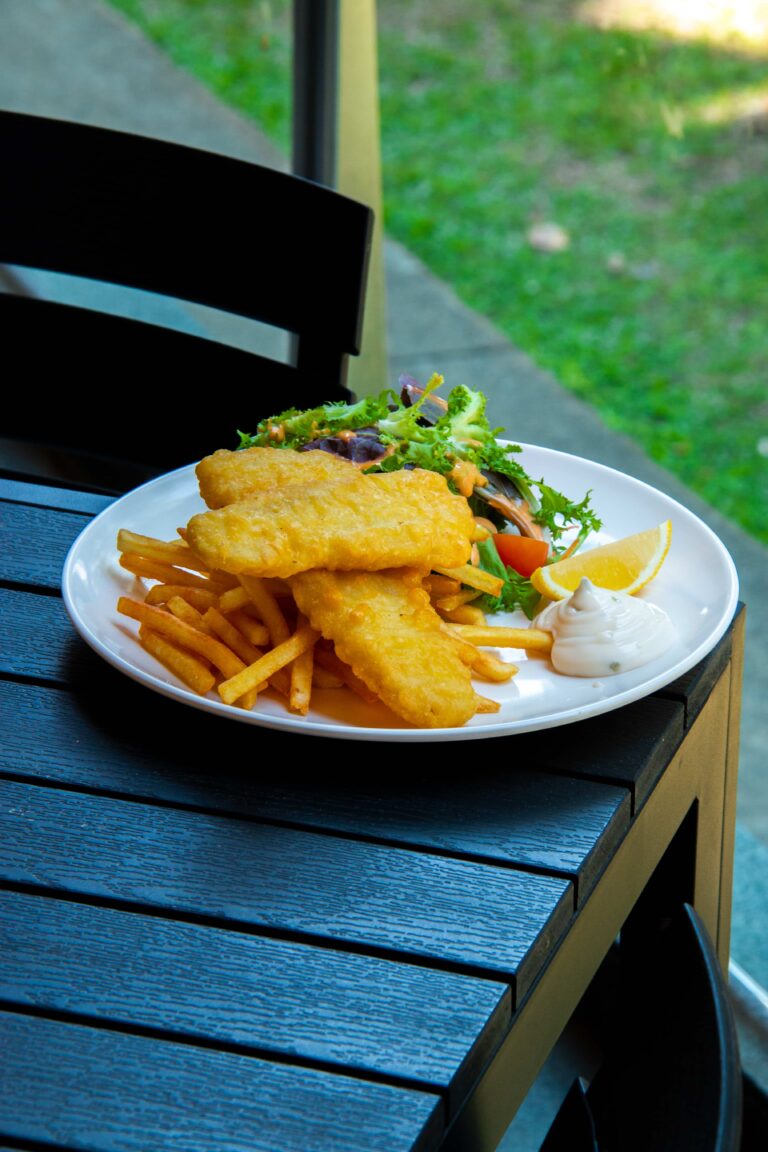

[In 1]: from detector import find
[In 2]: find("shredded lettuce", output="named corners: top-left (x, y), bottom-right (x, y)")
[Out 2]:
top-left (238, 394), bottom-right (393, 450)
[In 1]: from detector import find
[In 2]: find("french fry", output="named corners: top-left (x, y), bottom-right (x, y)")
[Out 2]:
top-left (218, 586), bottom-right (252, 614)
top-left (117, 530), bottom-right (210, 573)
top-left (148, 598), bottom-right (279, 705)
top-left (218, 619), bottom-right (319, 706)
top-left (203, 607), bottom-right (265, 667)
top-left (120, 531), bottom-right (241, 589)
top-left (218, 607), bottom-right (291, 698)
top-left (433, 564), bottom-right (503, 597)
top-left (289, 617), bottom-right (315, 714)
top-left (424, 574), bottom-right (461, 599)
top-left (434, 589), bottom-right (482, 612)
top-left (203, 569), bottom-right (240, 591)
top-left (226, 610), bottom-right (270, 648)
top-left (438, 604), bottom-right (487, 626)
top-left (119, 553), bottom-right (220, 591)
top-left (238, 687), bottom-right (260, 711)
top-left (474, 695), bottom-right (501, 713)
top-left (265, 667), bottom-right (292, 699)
top-left (447, 632), bottom-right (518, 682)
top-left (118, 597), bottom-right (246, 679)
top-left (145, 584), bottom-right (219, 611)
top-left (313, 647), bottom-right (378, 704)
top-left (445, 623), bottom-right (553, 654)
top-left (138, 626), bottom-right (216, 696)
top-left (239, 575), bottom-right (291, 645)
top-left (168, 603), bottom-right (267, 709)
top-left (166, 595), bottom-right (215, 636)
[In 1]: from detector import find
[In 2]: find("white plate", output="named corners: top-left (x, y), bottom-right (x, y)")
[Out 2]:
top-left (62, 446), bottom-right (739, 742)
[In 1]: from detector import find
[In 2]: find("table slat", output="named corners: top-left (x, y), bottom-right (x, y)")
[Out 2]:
top-left (0, 677), bottom-right (629, 901)
top-left (0, 780), bottom-right (572, 993)
top-left (0, 501), bottom-right (90, 589)
top-left (0, 890), bottom-right (508, 1105)
top-left (0, 479), bottom-right (113, 515)
top-left (0, 587), bottom-right (85, 683)
top-left (0, 1011), bottom-right (444, 1152)
top-left (512, 695), bottom-right (685, 811)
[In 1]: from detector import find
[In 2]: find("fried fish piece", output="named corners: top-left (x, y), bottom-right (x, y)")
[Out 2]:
top-left (290, 568), bottom-right (479, 728)
top-left (187, 469), bottom-right (475, 578)
top-left (197, 446), bottom-right (354, 508)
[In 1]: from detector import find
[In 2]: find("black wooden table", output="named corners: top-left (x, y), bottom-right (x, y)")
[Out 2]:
top-left (0, 477), bottom-right (744, 1152)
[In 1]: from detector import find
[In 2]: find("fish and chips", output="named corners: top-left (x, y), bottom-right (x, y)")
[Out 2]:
top-left (115, 442), bottom-right (554, 727)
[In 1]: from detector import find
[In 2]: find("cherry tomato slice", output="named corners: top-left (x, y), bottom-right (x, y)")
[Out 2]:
top-left (493, 535), bottom-right (549, 579)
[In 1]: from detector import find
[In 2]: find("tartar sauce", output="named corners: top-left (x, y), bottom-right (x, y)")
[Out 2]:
top-left (535, 577), bottom-right (676, 677)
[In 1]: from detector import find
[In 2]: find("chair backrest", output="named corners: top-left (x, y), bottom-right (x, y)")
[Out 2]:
top-left (0, 111), bottom-right (374, 483)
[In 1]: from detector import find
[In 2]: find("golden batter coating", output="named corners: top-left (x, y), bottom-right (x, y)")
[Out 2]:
top-left (290, 568), bottom-right (478, 728)
top-left (187, 469), bottom-right (475, 578)
top-left (197, 446), bottom-right (354, 508)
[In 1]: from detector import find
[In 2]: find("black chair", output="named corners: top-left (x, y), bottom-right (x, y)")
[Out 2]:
top-left (0, 110), bottom-right (373, 492)
top-left (540, 904), bottom-right (742, 1152)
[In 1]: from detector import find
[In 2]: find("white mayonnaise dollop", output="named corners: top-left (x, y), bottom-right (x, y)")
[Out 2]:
top-left (535, 577), bottom-right (676, 677)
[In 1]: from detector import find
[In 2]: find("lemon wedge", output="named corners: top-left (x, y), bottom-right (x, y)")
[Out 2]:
top-left (531, 520), bottom-right (672, 600)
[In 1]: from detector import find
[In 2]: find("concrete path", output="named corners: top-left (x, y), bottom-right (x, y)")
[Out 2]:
top-left (2, 0), bottom-right (766, 1098)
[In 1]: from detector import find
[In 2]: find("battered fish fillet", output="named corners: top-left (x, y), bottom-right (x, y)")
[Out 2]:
top-left (187, 469), bottom-right (475, 578)
top-left (290, 568), bottom-right (478, 728)
top-left (197, 446), bottom-right (354, 508)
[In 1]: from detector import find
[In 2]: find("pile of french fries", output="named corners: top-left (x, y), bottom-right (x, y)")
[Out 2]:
top-left (115, 529), bottom-right (553, 721)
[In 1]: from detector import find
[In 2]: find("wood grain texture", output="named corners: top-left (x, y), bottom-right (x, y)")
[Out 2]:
top-left (0, 1011), bottom-right (443, 1152)
top-left (0, 779), bottom-right (571, 991)
top-left (0, 588), bottom-right (85, 683)
top-left (0, 678), bottom-right (628, 900)
top-left (0, 890), bottom-right (509, 1104)
top-left (0, 480), bottom-right (113, 515)
top-left (0, 501), bottom-right (90, 589)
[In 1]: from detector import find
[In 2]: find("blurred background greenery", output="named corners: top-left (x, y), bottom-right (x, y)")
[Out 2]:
top-left (109, 0), bottom-right (768, 544)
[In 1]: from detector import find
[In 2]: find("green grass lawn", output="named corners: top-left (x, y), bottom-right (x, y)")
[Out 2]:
top-left (108, 0), bottom-right (767, 544)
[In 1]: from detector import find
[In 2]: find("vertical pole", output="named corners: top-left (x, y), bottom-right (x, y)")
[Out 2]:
top-left (292, 1), bottom-right (338, 187)
top-left (336, 0), bottom-right (388, 396)
top-left (292, 0), bottom-right (388, 397)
